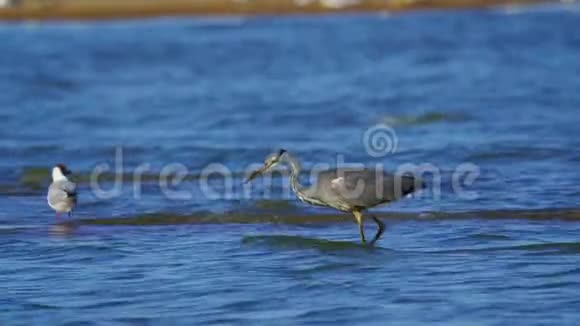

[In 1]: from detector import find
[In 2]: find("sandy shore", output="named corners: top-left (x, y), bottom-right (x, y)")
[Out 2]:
top-left (0, 0), bottom-right (551, 21)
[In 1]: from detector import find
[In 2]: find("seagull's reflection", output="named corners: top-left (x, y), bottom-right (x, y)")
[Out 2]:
top-left (50, 221), bottom-right (79, 236)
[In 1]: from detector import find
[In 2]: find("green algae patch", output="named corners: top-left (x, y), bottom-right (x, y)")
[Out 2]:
top-left (254, 199), bottom-right (295, 210)
top-left (20, 167), bottom-right (50, 190)
top-left (17, 167), bottom-right (248, 190)
top-left (0, 184), bottom-right (41, 196)
top-left (75, 208), bottom-right (580, 228)
top-left (382, 111), bottom-right (471, 127)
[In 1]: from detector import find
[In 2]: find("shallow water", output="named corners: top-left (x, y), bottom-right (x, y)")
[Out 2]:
top-left (1, 4), bottom-right (580, 325)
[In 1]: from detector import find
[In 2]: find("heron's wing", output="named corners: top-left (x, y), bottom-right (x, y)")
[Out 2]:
top-left (317, 169), bottom-right (421, 208)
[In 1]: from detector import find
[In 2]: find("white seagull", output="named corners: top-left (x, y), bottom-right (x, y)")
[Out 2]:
top-left (47, 164), bottom-right (77, 220)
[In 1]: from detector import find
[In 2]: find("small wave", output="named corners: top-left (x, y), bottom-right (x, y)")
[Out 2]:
top-left (73, 298), bottom-right (135, 310)
top-left (532, 267), bottom-right (580, 278)
top-left (292, 261), bottom-right (360, 274)
top-left (512, 242), bottom-right (580, 255)
top-left (466, 145), bottom-right (571, 162)
top-left (432, 242), bottom-right (580, 255)
top-left (0, 185), bottom-right (40, 196)
top-left (242, 235), bottom-right (374, 251)
top-left (21, 302), bottom-right (61, 311)
top-left (217, 299), bottom-right (264, 312)
top-left (468, 233), bottom-right (512, 241)
top-left (28, 75), bottom-right (81, 93)
top-left (444, 231), bottom-right (514, 243)
top-left (0, 225), bottom-right (38, 234)
top-left (528, 281), bottom-right (580, 289)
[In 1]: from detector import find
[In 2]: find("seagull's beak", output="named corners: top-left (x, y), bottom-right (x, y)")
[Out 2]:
top-left (244, 164), bottom-right (269, 184)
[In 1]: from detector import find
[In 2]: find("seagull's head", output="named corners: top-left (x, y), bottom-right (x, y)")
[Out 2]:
top-left (52, 164), bottom-right (72, 181)
top-left (245, 149), bottom-right (287, 183)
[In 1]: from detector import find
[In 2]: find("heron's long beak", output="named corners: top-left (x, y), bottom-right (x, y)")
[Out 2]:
top-left (244, 164), bottom-right (269, 184)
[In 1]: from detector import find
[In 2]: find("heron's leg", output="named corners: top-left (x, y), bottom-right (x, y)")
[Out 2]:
top-left (352, 210), bottom-right (366, 244)
top-left (55, 212), bottom-right (60, 221)
top-left (370, 216), bottom-right (386, 245)
top-left (68, 211), bottom-right (72, 219)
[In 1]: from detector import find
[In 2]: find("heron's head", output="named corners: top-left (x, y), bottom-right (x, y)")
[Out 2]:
top-left (245, 149), bottom-right (287, 183)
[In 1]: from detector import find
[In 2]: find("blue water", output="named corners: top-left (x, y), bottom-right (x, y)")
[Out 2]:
top-left (1, 4), bottom-right (580, 325)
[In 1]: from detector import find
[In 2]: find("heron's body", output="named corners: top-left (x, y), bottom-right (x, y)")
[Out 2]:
top-left (293, 169), bottom-right (419, 212)
top-left (246, 150), bottom-right (423, 245)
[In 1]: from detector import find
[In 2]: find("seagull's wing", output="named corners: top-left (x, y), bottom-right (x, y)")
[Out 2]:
top-left (61, 180), bottom-right (77, 198)
top-left (48, 180), bottom-right (77, 206)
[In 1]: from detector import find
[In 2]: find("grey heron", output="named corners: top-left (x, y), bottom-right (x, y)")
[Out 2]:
top-left (245, 149), bottom-right (422, 245)
top-left (47, 164), bottom-right (77, 221)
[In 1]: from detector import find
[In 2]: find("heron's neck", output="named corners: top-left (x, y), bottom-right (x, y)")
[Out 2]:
top-left (282, 153), bottom-right (326, 207)
top-left (283, 153), bottom-right (305, 195)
